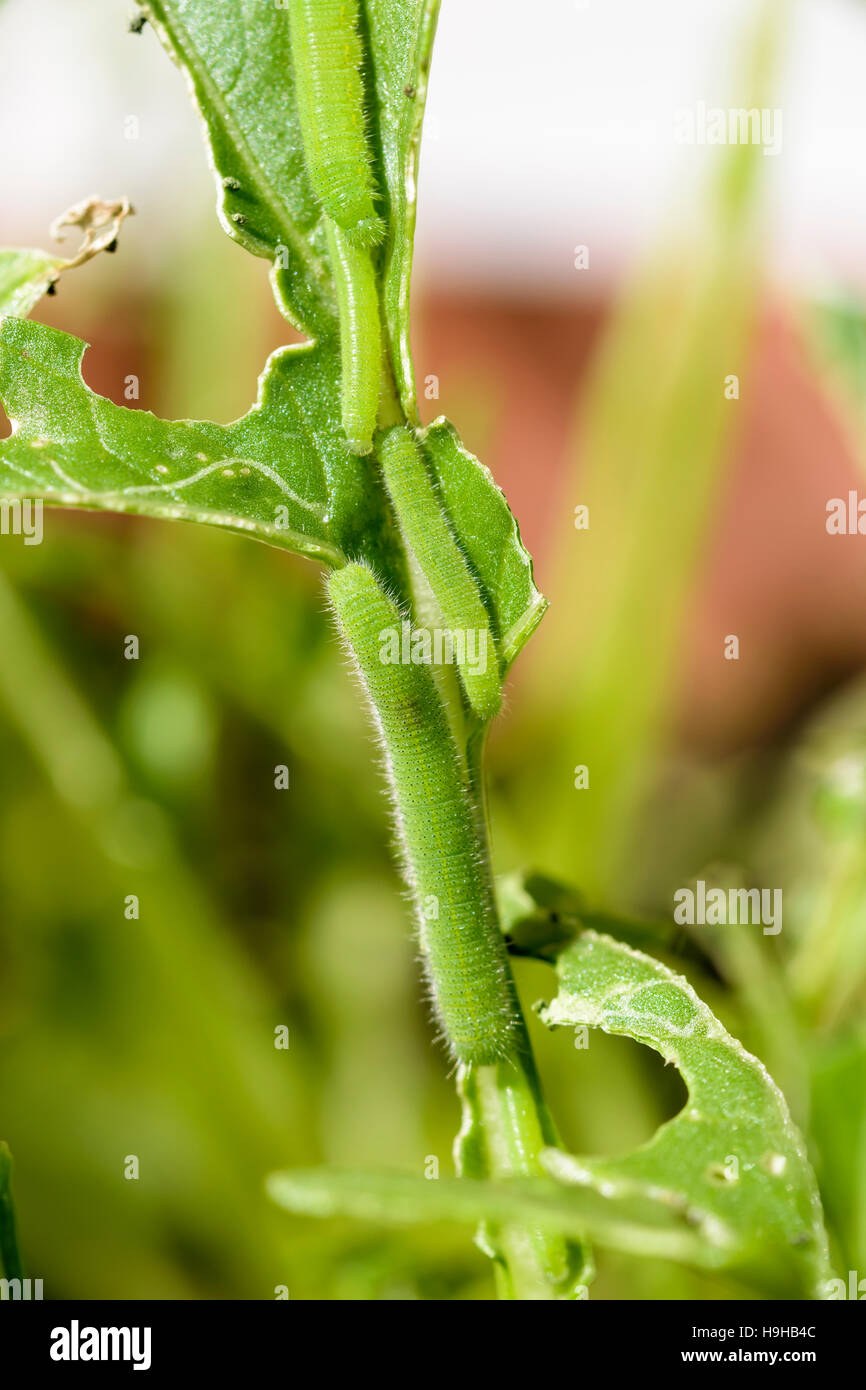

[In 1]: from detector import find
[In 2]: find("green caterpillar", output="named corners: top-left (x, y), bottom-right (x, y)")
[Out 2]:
top-left (378, 426), bottom-right (502, 721)
top-left (325, 219), bottom-right (381, 455)
top-left (288, 0), bottom-right (384, 248)
top-left (328, 562), bottom-right (519, 1064)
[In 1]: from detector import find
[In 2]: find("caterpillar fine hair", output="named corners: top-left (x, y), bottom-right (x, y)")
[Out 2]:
top-left (325, 219), bottom-right (381, 455)
top-left (328, 562), bottom-right (519, 1065)
top-left (378, 426), bottom-right (502, 721)
top-left (288, 0), bottom-right (385, 248)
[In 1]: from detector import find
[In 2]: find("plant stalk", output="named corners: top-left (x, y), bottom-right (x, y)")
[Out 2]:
top-left (329, 562), bottom-right (585, 1297)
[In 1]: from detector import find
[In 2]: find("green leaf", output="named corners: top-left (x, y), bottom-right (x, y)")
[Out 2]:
top-left (0, 316), bottom-right (402, 574)
top-left (0, 1142), bottom-right (23, 1282)
top-left (496, 868), bottom-right (717, 972)
top-left (144, 0), bottom-right (437, 367)
top-left (143, 0), bottom-right (334, 336)
top-left (269, 926), bottom-right (833, 1295)
top-left (0, 12), bottom-right (540, 619)
top-left (421, 419), bottom-right (547, 670)
top-left (267, 1167), bottom-right (739, 1272)
top-left (538, 930), bottom-right (832, 1297)
top-left (0, 199), bottom-right (134, 317)
top-left (0, 249), bottom-right (62, 317)
top-left (367, 0), bottom-right (441, 420)
top-left (0, 7), bottom-right (446, 583)
top-left (0, 9), bottom-right (531, 625)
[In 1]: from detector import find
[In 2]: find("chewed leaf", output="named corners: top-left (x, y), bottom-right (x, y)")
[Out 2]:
top-left (0, 316), bottom-right (401, 576)
top-left (538, 930), bottom-right (833, 1297)
top-left (269, 927), bottom-right (834, 1296)
top-left (144, 0), bottom-right (334, 336)
top-left (145, 0), bottom-right (437, 353)
top-left (420, 419), bottom-right (547, 670)
top-left (0, 1142), bottom-right (23, 1281)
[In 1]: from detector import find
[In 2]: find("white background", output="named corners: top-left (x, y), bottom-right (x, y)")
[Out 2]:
top-left (0, 0), bottom-right (865, 296)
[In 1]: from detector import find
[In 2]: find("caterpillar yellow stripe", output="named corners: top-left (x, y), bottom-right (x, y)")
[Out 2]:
top-left (325, 219), bottom-right (381, 456)
top-left (378, 426), bottom-right (502, 721)
top-left (328, 562), bottom-right (519, 1064)
top-left (288, 0), bottom-right (385, 248)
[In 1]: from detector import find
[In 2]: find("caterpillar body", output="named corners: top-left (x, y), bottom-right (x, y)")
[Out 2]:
top-left (328, 562), bottom-right (519, 1065)
top-left (325, 219), bottom-right (381, 456)
top-left (288, 0), bottom-right (385, 248)
top-left (378, 427), bottom-right (502, 721)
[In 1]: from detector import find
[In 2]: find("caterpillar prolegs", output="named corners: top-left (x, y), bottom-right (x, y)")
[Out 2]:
top-left (287, 0), bottom-right (385, 249)
top-left (328, 562), bottom-right (520, 1065)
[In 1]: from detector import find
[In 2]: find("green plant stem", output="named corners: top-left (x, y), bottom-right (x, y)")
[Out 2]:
top-left (360, 225), bottom-right (577, 1291)
top-left (0, 1144), bottom-right (24, 1282)
top-left (329, 562), bottom-right (578, 1295)
top-left (460, 738), bottom-right (579, 1298)
top-left (459, 1055), bottom-right (585, 1300)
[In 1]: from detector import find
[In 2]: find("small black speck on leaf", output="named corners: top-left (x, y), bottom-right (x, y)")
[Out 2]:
top-left (46, 282), bottom-right (57, 296)
top-left (105, 239), bottom-right (118, 254)
top-left (129, 12), bottom-right (147, 35)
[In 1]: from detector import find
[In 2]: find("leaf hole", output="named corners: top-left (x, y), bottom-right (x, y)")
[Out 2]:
top-left (515, 957), bottom-right (688, 1159)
